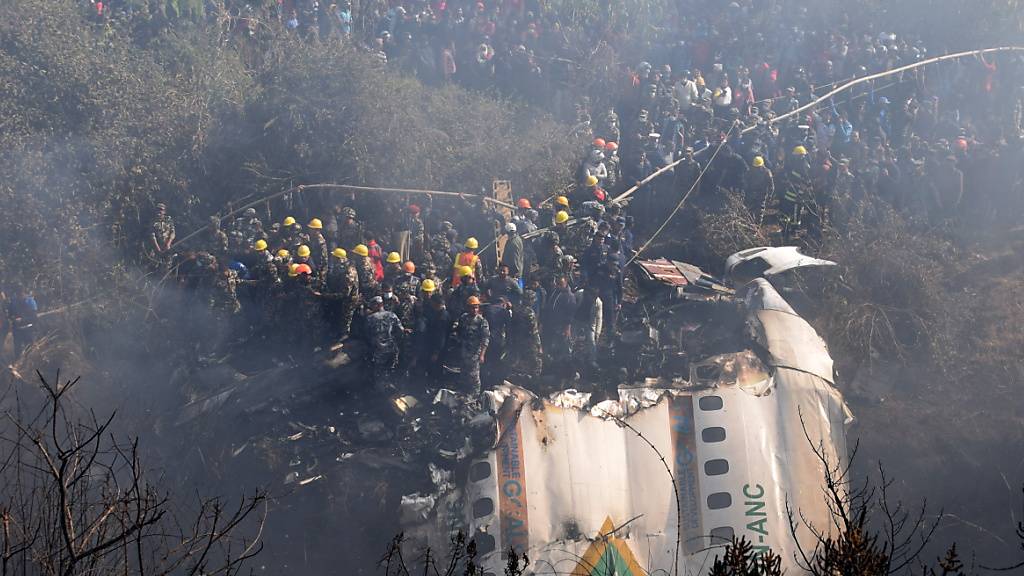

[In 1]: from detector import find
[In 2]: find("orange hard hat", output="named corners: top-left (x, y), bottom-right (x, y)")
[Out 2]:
top-left (294, 263), bottom-right (313, 276)
top-left (466, 296), bottom-right (481, 306)
top-left (516, 198), bottom-right (532, 209)
top-left (403, 261), bottom-right (416, 273)
top-left (592, 138), bottom-right (606, 148)
top-left (605, 141), bottom-right (618, 151)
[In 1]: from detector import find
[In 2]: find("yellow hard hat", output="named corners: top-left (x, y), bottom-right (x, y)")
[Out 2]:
top-left (458, 265), bottom-right (474, 278)
top-left (752, 156), bottom-right (765, 168)
top-left (253, 239), bottom-right (268, 251)
top-left (386, 251), bottom-right (401, 264)
top-left (297, 244), bottom-right (311, 258)
top-left (555, 210), bottom-right (570, 224)
top-left (584, 175), bottom-right (599, 187)
top-left (308, 218), bottom-right (323, 229)
top-left (421, 279), bottom-right (437, 293)
top-left (332, 248), bottom-right (347, 260)
top-left (556, 195), bottom-right (570, 207)
top-left (283, 216), bottom-right (297, 227)
top-left (792, 145), bottom-right (808, 156)
top-left (277, 249), bottom-right (290, 259)
top-left (353, 244), bottom-right (369, 257)
top-left (464, 237), bottom-right (479, 250)
top-left (288, 263), bottom-right (300, 277)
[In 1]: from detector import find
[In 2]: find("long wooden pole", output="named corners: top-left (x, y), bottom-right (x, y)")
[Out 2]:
top-left (172, 183), bottom-right (515, 249)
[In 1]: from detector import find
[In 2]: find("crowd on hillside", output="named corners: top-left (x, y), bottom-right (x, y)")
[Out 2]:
top-left (48, 0), bottom-right (1024, 398)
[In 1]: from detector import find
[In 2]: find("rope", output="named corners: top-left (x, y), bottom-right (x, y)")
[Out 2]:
top-left (625, 121), bottom-right (739, 267)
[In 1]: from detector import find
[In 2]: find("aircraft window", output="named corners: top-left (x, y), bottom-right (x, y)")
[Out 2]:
top-left (476, 533), bottom-right (497, 555)
top-left (473, 498), bottom-right (494, 519)
top-left (702, 427), bottom-right (726, 443)
top-left (699, 396), bottom-right (723, 411)
top-left (710, 526), bottom-right (735, 543)
top-left (470, 461), bottom-right (492, 482)
top-left (704, 459), bottom-right (729, 476)
top-left (707, 492), bottom-right (732, 510)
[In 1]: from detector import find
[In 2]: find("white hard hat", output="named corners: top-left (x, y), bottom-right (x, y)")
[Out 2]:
top-left (505, 222), bottom-right (517, 233)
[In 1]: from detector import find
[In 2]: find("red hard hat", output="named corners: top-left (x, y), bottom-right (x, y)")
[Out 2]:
top-left (294, 263), bottom-right (313, 275)
top-left (592, 138), bottom-right (606, 148)
top-left (605, 141), bottom-right (618, 151)
top-left (593, 188), bottom-right (606, 201)
top-left (516, 198), bottom-right (532, 209)
top-left (408, 204), bottom-right (421, 214)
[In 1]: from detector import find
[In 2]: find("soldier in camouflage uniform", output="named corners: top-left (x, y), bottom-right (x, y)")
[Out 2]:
top-left (207, 265), bottom-right (242, 356)
top-left (365, 296), bottom-right (405, 393)
top-left (429, 221), bottom-right (455, 274)
top-left (147, 203), bottom-right (175, 262)
top-left (308, 218), bottom-right (330, 277)
top-left (206, 216), bottom-right (230, 258)
top-left (240, 241), bottom-right (280, 334)
top-left (508, 289), bottom-right (543, 379)
top-left (338, 208), bottom-right (364, 251)
top-left (317, 248), bottom-right (360, 340)
top-left (393, 261), bottom-right (421, 298)
top-left (456, 296), bottom-right (490, 395)
top-left (351, 244), bottom-right (379, 296)
top-left (232, 208), bottom-right (264, 246)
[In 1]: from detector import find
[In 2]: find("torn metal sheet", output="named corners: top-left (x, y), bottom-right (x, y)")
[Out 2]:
top-left (457, 363), bottom-right (849, 575)
top-left (635, 258), bottom-right (734, 297)
top-left (725, 246), bottom-right (836, 284)
top-left (745, 278), bottom-right (834, 384)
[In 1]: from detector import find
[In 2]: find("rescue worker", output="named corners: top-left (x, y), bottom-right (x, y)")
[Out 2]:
top-left (207, 216), bottom-right (229, 257)
top-left (448, 266), bottom-right (480, 318)
top-left (482, 296), bottom-right (512, 385)
top-left (338, 208), bottom-right (363, 250)
top-left (148, 203), bottom-right (175, 259)
top-left (308, 217), bottom-right (329, 271)
top-left (208, 264), bottom-right (242, 356)
top-left (451, 237), bottom-right (484, 287)
top-left (244, 239), bottom-right (280, 334)
top-left (430, 221), bottom-right (455, 273)
top-left (743, 156), bottom-right (776, 225)
top-left (780, 145), bottom-right (813, 240)
top-left (456, 295), bottom-right (489, 395)
top-left (413, 283), bottom-right (449, 380)
top-left (365, 296), bottom-right (405, 393)
top-left (232, 207), bottom-right (264, 247)
top-left (500, 222), bottom-right (524, 280)
top-left (394, 261), bottom-right (421, 298)
top-left (318, 247), bottom-right (360, 339)
top-left (383, 251), bottom-right (403, 284)
top-left (542, 274), bottom-right (576, 371)
top-left (279, 216), bottom-right (299, 248)
top-left (351, 243), bottom-right (379, 295)
top-left (508, 289), bottom-right (543, 379)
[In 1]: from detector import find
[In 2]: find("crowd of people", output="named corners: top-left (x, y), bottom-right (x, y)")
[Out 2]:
top-left (68, 0), bottom-right (1024, 400)
top-left (150, 185), bottom-right (635, 397)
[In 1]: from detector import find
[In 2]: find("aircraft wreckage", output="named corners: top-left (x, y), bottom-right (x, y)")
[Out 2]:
top-left (173, 246), bottom-right (851, 575)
